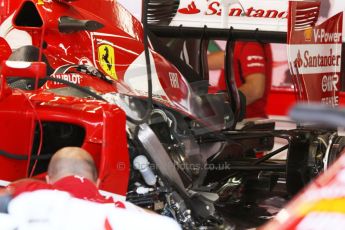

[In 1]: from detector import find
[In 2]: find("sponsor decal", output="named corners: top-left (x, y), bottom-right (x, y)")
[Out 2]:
top-left (52, 73), bottom-right (82, 85)
top-left (170, 0), bottom-right (290, 32)
top-left (90, 33), bottom-right (119, 80)
top-left (291, 45), bottom-right (341, 72)
top-left (178, 1), bottom-right (200, 14)
top-left (247, 55), bottom-right (264, 61)
top-left (206, 3), bottom-right (286, 18)
top-left (169, 72), bottom-right (180, 89)
top-left (304, 28), bottom-right (313, 42)
top-left (78, 57), bottom-right (94, 67)
top-left (247, 63), bottom-right (264, 68)
top-left (321, 74), bottom-right (339, 93)
top-left (246, 55), bottom-right (265, 68)
top-left (37, 0), bottom-right (44, 5)
top-left (294, 50), bottom-right (303, 68)
top-left (98, 44), bottom-right (117, 80)
top-left (313, 29), bottom-right (342, 43)
top-left (288, 1), bottom-right (342, 106)
top-left (177, 0), bottom-right (287, 19)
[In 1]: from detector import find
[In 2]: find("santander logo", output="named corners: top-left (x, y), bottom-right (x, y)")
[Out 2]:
top-left (178, 1), bottom-right (201, 14)
top-left (178, 0), bottom-right (287, 19)
top-left (294, 50), bottom-right (303, 68)
top-left (294, 48), bottom-right (341, 69)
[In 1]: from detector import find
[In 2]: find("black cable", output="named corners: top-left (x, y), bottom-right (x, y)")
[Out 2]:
top-left (0, 150), bottom-right (53, 160)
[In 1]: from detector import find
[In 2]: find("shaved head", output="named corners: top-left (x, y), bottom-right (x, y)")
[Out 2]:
top-left (47, 147), bottom-right (97, 184)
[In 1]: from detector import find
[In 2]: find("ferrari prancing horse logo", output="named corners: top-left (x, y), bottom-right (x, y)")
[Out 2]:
top-left (98, 44), bottom-right (117, 80)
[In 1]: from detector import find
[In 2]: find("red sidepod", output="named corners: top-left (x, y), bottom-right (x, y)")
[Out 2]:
top-left (0, 85), bottom-right (130, 196)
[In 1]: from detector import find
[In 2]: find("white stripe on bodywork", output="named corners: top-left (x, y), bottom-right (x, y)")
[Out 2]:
top-left (0, 13), bottom-right (32, 50)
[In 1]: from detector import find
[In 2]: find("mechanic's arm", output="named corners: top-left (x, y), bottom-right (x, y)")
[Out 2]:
top-left (238, 73), bottom-right (265, 105)
top-left (208, 51), bottom-right (225, 70)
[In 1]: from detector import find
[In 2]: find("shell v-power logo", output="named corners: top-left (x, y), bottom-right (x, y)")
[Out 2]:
top-left (304, 28), bottom-right (313, 42)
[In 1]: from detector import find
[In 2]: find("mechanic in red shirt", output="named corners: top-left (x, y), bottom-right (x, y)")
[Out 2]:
top-left (208, 41), bottom-right (272, 118)
top-left (5, 147), bottom-right (129, 209)
top-left (46, 147), bottom-right (123, 205)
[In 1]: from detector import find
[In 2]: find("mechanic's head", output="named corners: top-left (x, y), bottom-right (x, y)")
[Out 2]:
top-left (47, 147), bottom-right (98, 185)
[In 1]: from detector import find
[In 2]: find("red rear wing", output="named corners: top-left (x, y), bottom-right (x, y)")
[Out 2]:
top-left (146, 0), bottom-right (321, 43)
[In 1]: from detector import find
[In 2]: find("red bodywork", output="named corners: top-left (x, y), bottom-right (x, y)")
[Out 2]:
top-left (0, 0), bottom-right (207, 196)
top-left (267, 87), bottom-right (345, 116)
top-left (0, 88), bottom-right (129, 195)
top-left (0, 60), bottom-right (129, 195)
top-left (0, 0), bottom-right (208, 116)
top-left (0, 0), bottom-right (147, 195)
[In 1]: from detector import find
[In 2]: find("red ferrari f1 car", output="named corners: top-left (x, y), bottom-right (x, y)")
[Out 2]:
top-left (0, 0), bottom-right (344, 228)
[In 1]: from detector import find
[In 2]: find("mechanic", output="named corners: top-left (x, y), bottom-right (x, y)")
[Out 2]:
top-left (4, 147), bottom-right (133, 209)
top-left (0, 148), bottom-right (182, 229)
top-left (208, 41), bottom-right (272, 118)
top-left (46, 146), bottom-right (124, 205)
top-left (0, 147), bottom-right (180, 229)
